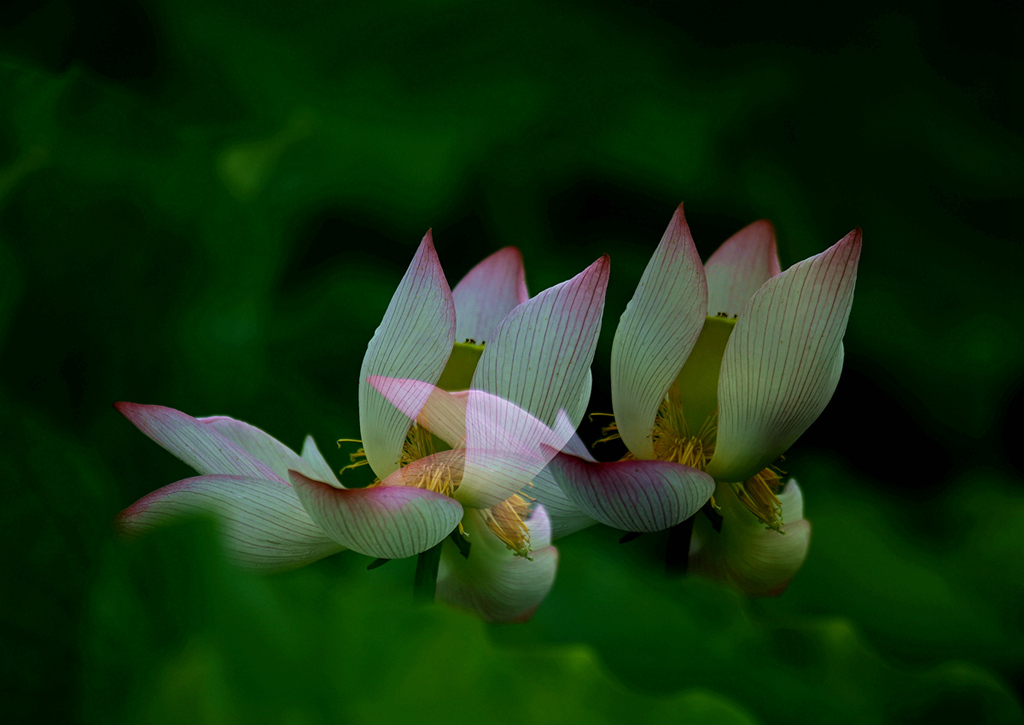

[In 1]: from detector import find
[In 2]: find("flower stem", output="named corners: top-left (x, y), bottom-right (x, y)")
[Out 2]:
top-left (665, 514), bottom-right (695, 577)
top-left (413, 541), bottom-right (444, 603)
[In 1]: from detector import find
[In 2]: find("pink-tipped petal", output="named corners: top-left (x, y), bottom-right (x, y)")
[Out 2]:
top-left (452, 246), bottom-right (529, 344)
top-left (610, 205), bottom-right (708, 460)
top-left (704, 220), bottom-right (781, 317)
top-left (437, 506), bottom-right (558, 623)
top-left (289, 470), bottom-right (463, 559)
top-left (201, 416), bottom-right (338, 486)
top-left (708, 230), bottom-right (862, 482)
top-left (544, 452), bottom-right (715, 532)
top-left (359, 231), bottom-right (456, 481)
top-left (116, 474), bottom-right (342, 571)
top-left (116, 403), bottom-right (277, 480)
top-left (471, 255), bottom-right (609, 430)
top-left (690, 480), bottom-right (810, 597)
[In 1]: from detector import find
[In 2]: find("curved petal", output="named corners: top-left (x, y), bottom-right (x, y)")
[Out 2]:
top-left (437, 506), bottom-right (558, 623)
top-left (543, 452), bottom-right (714, 532)
top-left (201, 416), bottom-right (337, 485)
top-left (116, 474), bottom-right (342, 571)
top-left (116, 403), bottom-right (277, 480)
top-left (452, 246), bottom-right (529, 344)
top-left (471, 255), bottom-right (609, 430)
top-left (300, 435), bottom-right (341, 485)
top-left (690, 480), bottom-right (810, 596)
top-left (289, 470), bottom-right (462, 559)
top-left (704, 220), bottom-right (781, 317)
top-left (610, 204), bottom-right (708, 459)
top-left (708, 229), bottom-right (861, 482)
top-left (358, 231), bottom-right (456, 481)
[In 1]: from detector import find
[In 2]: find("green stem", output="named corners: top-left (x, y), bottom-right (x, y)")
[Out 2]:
top-left (413, 541), bottom-right (444, 603)
top-left (665, 515), bottom-right (695, 577)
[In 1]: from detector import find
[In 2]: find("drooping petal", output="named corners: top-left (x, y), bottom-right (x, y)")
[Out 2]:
top-left (201, 416), bottom-right (336, 485)
top-left (300, 435), bottom-right (341, 486)
top-left (610, 205), bottom-right (708, 459)
top-left (529, 465), bottom-right (599, 539)
top-left (708, 230), bottom-right (862, 482)
top-left (116, 474), bottom-right (343, 571)
top-left (289, 470), bottom-right (463, 559)
top-left (690, 479), bottom-right (810, 596)
top-left (437, 506), bottom-right (558, 623)
top-left (704, 220), bottom-right (781, 318)
top-left (471, 255), bottom-right (609, 430)
top-left (543, 452), bottom-right (715, 532)
top-left (358, 231), bottom-right (456, 481)
top-left (452, 246), bottom-right (529, 345)
top-left (116, 403), bottom-right (277, 480)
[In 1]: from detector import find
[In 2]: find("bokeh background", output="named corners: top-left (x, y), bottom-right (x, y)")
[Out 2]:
top-left (2, 0), bottom-right (1022, 722)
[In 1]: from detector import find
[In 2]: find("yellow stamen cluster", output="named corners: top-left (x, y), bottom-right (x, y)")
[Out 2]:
top-left (731, 467), bottom-right (784, 532)
top-left (337, 438), bottom-right (370, 477)
top-left (483, 493), bottom-right (534, 559)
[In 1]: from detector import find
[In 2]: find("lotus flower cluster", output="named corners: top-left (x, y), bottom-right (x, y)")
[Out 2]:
top-left (117, 204), bottom-right (861, 621)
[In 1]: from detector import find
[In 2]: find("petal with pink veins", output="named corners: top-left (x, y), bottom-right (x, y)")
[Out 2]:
top-left (452, 246), bottom-right (529, 345)
top-left (201, 416), bottom-right (338, 486)
top-left (359, 231), bottom-right (456, 481)
top-left (704, 220), bottom-right (781, 318)
top-left (610, 205), bottom-right (708, 460)
top-left (300, 435), bottom-right (342, 485)
top-left (543, 451), bottom-right (715, 532)
top-left (116, 474), bottom-right (343, 571)
top-left (529, 465), bottom-right (598, 539)
top-left (289, 470), bottom-right (463, 559)
top-left (471, 255), bottom-right (609, 430)
top-left (116, 403), bottom-right (278, 480)
top-left (437, 505), bottom-right (558, 623)
top-left (708, 229), bottom-right (862, 483)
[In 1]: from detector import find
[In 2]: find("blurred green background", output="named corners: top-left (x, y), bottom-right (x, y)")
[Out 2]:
top-left (2, 0), bottom-right (1022, 722)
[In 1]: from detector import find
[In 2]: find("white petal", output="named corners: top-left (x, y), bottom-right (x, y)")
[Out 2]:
top-left (452, 246), bottom-right (529, 344)
top-left (708, 230), bottom-right (862, 482)
top-left (117, 474), bottom-right (342, 571)
top-left (704, 220), bottom-right (781, 317)
top-left (300, 435), bottom-right (342, 486)
top-left (437, 506), bottom-right (558, 623)
top-left (201, 416), bottom-right (337, 485)
top-left (358, 232), bottom-right (456, 481)
top-left (471, 255), bottom-right (609, 430)
top-left (610, 205), bottom-right (708, 459)
top-left (528, 466), bottom-right (597, 539)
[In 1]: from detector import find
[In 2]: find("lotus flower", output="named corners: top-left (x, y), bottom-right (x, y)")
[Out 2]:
top-left (330, 232), bottom-right (612, 621)
top-left (546, 204), bottom-right (861, 595)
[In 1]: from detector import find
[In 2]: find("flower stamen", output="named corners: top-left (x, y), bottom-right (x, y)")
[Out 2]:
top-left (482, 493), bottom-right (533, 559)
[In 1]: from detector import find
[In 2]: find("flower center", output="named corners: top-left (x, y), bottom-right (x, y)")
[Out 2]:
top-left (400, 422), bottom-right (535, 557)
top-left (602, 377), bottom-right (786, 532)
